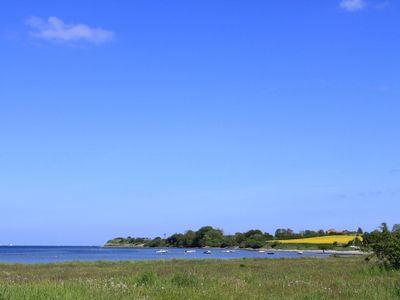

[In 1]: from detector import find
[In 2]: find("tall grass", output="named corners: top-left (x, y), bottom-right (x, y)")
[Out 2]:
top-left (0, 257), bottom-right (399, 299)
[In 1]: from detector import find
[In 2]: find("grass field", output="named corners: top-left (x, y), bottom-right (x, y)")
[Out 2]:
top-left (272, 235), bottom-right (359, 245)
top-left (0, 257), bottom-right (399, 299)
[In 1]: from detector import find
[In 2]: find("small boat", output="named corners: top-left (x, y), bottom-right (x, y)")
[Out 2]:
top-left (203, 250), bottom-right (212, 254)
top-left (297, 251), bottom-right (303, 254)
top-left (156, 249), bottom-right (168, 254)
top-left (257, 250), bottom-right (266, 253)
top-left (185, 250), bottom-right (196, 253)
top-left (222, 250), bottom-right (235, 253)
top-left (267, 252), bottom-right (275, 255)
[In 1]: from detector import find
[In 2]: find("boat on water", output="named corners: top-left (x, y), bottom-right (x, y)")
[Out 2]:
top-left (267, 252), bottom-right (275, 255)
top-left (203, 250), bottom-right (212, 254)
top-left (222, 250), bottom-right (235, 253)
top-left (185, 250), bottom-right (196, 253)
top-left (297, 251), bottom-right (303, 254)
top-left (257, 250), bottom-right (266, 253)
top-left (156, 249), bottom-right (168, 254)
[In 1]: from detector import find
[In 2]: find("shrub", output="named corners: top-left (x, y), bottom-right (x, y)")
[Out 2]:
top-left (318, 245), bottom-right (333, 252)
top-left (363, 223), bottom-right (400, 269)
top-left (270, 242), bottom-right (280, 248)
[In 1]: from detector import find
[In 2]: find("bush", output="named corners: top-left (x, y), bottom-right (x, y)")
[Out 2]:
top-left (269, 242), bottom-right (280, 248)
top-left (147, 237), bottom-right (164, 247)
top-left (318, 245), bottom-right (333, 252)
top-left (240, 239), bottom-right (264, 249)
top-left (363, 223), bottom-right (400, 269)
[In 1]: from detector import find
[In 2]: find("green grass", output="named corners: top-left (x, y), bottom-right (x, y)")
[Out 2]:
top-left (0, 257), bottom-right (399, 299)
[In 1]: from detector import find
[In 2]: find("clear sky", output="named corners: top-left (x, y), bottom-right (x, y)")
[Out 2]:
top-left (1, 0), bottom-right (399, 245)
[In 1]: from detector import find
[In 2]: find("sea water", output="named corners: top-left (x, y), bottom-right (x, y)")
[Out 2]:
top-left (0, 246), bottom-right (328, 264)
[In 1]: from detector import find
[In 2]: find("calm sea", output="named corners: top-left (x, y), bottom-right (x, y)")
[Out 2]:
top-left (0, 246), bottom-right (328, 264)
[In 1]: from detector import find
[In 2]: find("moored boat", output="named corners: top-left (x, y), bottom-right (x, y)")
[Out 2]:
top-left (156, 249), bottom-right (168, 254)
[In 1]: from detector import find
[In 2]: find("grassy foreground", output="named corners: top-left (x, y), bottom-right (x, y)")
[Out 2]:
top-left (0, 257), bottom-right (399, 299)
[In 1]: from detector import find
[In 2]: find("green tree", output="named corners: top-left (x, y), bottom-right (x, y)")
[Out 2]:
top-left (221, 235), bottom-right (236, 248)
top-left (239, 229), bottom-right (267, 249)
top-left (392, 224), bottom-right (400, 233)
top-left (263, 232), bottom-right (274, 240)
top-left (194, 226), bottom-right (224, 248)
top-left (243, 239), bottom-right (264, 249)
top-left (182, 230), bottom-right (196, 247)
top-left (318, 245), bottom-right (332, 253)
top-left (363, 223), bottom-right (400, 269)
top-left (234, 232), bottom-right (245, 245)
top-left (166, 233), bottom-right (185, 247)
top-left (147, 237), bottom-right (164, 247)
top-left (274, 228), bottom-right (295, 239)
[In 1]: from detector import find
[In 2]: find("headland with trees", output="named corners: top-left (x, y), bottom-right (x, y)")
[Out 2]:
top-left (105, 225), bottom-right (365, 250)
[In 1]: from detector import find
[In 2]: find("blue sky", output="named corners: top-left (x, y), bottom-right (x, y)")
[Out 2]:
top-left (1, 0), bottom-right (399, 245)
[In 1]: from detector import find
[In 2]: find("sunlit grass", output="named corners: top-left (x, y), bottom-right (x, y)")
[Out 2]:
top-left (0, 257), bottom-right (398, 299)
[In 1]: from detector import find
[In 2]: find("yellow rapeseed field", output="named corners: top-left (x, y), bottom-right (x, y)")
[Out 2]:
top-left (272, 235), bottom-right (361, 244)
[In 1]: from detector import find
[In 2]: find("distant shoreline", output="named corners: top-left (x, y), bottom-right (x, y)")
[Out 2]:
top-left (260, 249), bottom-right (365, 256)
top-left (102, 245), bottom-right (365, 256)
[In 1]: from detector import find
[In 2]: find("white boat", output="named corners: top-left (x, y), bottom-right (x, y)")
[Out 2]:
top-left (257, 250), bottom-right (266, 253)
top-left (185, 250), bottom-right (196, 253)
top-left (156, 249), bottom-right (168, 254)
top-left (297, 251), bottom-right (303, 254)
top-left (203, 250), bottom-right (212, 254)
top-left (222, 250), bottom-right (235, 253)
top-left (349, 233), bottom-right (360, 249)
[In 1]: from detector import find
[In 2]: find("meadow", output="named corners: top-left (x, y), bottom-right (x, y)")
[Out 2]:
top-left (0, 257), bottom-right (399, 299)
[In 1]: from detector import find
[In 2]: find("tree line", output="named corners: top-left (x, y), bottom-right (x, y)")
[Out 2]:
top-left (106, 226), bottom-right (361, 249)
